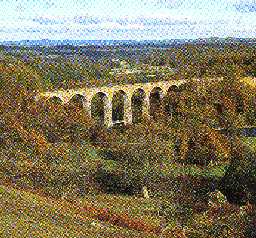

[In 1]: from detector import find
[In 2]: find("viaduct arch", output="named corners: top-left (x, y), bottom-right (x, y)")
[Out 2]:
top-left (36, 80), bottom-right (189, 127)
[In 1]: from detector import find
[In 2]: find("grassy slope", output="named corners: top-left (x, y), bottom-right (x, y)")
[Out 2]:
top-left (0, 185), bottom-right (156, 238)
top-left (146, 151), bottom-right (228, 178)
top-left (242, 137), bottom-right (256, 152)
top-left (78, 194), bottom-right (162, 227)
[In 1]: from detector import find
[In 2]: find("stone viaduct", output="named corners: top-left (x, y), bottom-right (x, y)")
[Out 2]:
top-left (37, 80), bottom-right (186, 127)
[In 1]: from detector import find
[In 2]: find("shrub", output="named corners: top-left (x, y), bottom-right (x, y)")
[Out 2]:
top-left (219, 145), bottom-right (256, 206)
top-left (94, 167), bottom-right (142, 195)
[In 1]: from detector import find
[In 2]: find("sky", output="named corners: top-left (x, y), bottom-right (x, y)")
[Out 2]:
top-left (0, 0), bottom-right (255, 40)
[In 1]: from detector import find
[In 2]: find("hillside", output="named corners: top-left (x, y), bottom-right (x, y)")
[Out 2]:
top-left (0, 184), bottom-right (159, 238)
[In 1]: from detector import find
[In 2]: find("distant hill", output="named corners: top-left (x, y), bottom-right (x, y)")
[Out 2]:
top-left (0, 39), bottom-right (189, 47)
top-left (1, 38), bottom-right (255, 47)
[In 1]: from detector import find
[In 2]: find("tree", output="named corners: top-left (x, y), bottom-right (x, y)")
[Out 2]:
top-left (219, 143), bottom-right (256, 206)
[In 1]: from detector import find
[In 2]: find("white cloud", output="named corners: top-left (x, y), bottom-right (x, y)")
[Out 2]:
top-left (0, 19), bottom-right (38, 28)
top-left (95, 22), bottom-right (145, 30)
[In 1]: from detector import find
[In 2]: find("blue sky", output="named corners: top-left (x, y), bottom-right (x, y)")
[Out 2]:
top-left (0, 0), bottom-right (255, 40)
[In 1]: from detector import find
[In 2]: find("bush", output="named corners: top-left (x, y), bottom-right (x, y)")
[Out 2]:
top-left (94, 167), bottom-right (142, 195)
top-left (185, 139), bottom-right (214, 166)
top-left (219, 146), bottom-right (256, 206)
top-left (244, 209), bottom-right (256, 238)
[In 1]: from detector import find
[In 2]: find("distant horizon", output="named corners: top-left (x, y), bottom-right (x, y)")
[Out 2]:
top-left (1, 36), bottom-right (256, 43)
top-left (1, 36), bottom-right (255, 43)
